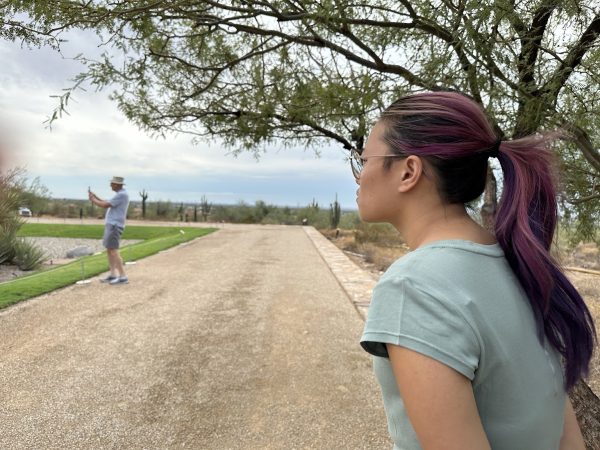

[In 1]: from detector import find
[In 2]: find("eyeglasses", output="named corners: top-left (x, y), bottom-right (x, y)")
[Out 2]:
top-left (350, 149), bottom-right (403, 179)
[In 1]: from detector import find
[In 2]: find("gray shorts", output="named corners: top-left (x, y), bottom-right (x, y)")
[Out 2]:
top-left (103, 223), bottom-right (124, 249)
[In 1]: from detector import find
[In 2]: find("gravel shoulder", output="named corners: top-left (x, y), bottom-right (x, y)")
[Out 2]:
top-left (23, 237), bottom-right (142, 261)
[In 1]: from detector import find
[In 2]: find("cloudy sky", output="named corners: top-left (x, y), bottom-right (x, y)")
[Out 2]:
top-left (0, 31), bottom-right (359, 209)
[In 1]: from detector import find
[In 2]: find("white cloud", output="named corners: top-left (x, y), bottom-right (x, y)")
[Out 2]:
top-left (0, 35), bottom-right (357, 208)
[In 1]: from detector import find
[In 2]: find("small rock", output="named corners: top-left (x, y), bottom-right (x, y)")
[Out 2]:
top-left (66, 246), bottom-right (94, 258)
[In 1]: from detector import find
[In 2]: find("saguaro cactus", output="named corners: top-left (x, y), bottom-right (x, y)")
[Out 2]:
top-left (329, 193), bottom-right (341, 229)
top-left (139, 189), bottom-right (149, 219)
top-left (200, 195), bottom-right (212, 221)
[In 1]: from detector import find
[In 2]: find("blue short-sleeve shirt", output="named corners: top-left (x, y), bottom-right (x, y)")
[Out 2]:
top-left (105, 188), bottom-right (129, 228)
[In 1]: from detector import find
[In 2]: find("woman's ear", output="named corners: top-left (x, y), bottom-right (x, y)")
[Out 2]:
top-left (397, 155), bottom-right (425, 193)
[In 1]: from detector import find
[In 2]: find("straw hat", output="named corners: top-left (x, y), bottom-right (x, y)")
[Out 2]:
top-left (110, 176), bottom-right (125, 185)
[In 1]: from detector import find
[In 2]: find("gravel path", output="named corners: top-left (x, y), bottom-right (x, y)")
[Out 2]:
top-left (0, 225), bottom-right (390, 449)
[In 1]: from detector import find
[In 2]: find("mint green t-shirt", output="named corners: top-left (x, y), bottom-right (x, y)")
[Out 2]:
top-left (360, 240), bottom-right (565, 450)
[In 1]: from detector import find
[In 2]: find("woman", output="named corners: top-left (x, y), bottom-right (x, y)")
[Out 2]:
top-left (356, 92), bottom-right (595, 449)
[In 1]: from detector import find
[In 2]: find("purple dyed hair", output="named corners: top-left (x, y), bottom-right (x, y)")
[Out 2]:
top-left (379, 91), bottom-right (595, 390)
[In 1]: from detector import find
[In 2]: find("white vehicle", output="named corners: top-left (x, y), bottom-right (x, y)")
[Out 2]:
top-left (18, 207), bottom-right (32, 217)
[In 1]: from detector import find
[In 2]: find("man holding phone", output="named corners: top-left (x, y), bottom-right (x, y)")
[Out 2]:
top-left (88, 176), bottom-right (130, 285)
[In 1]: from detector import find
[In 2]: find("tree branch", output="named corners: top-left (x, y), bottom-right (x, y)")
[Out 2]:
top-left (568, 193), bottom-right (600, 205)
top-left (562, 123), bottom-right (600, 173)
top-left (543, 13), bottom-right (600, 99)
top-left (516, 1), bottom-right (558, 88)
top-left (222, 22), bottom-right (439, 90)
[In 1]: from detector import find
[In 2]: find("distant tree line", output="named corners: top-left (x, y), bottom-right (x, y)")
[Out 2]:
top-left (11, 172), bottom-right (598, 246)
top-left (35, 195), bottom-right (359, 229)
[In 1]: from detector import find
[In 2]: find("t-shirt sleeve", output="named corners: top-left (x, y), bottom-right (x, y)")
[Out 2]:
top-left (360, 275), bottom-right (480, 380)
top-left (109, 191), bottom-right (126, 208)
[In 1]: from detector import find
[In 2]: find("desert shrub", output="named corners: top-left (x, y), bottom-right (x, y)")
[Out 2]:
top-left (354, 222), bottom-right (404, 246)
top-left (0, 230), bottom-right (17, 264)
top-left (259, 215), bottom-right (277, 225)
top-left (339, 211), bottom-right (361, 229)
top-left (295, 205), bottom-right (326, 228)
top-left (0, 175), bottom-right (23, 264)
top-left (0, 221), bottom-right (21, 265)
top-left (362, 247), bottom-right (375, 264)
top-left (12, 239), bottom-right (46, 271)
top-left (341, 239), bottom-right (359, 253)
top-left (0, 217), bottom-right (21, 264)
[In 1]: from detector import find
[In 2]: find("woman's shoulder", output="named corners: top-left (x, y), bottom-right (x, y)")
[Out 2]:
top-left (379, 240), bottom-right (508, 310)
top-left (385, 240), bottom-right (504, 275)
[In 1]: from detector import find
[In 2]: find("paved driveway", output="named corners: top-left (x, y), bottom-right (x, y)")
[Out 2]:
top-left (0, 224), bottom-right (389, 449)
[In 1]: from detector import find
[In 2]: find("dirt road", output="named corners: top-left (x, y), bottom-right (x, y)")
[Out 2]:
top-left (0, 225), bottom-right (389, 449)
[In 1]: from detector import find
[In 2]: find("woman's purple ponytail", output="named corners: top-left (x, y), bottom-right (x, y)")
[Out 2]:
top-left (495, 136), bottom-right (596, 389)
top-left (381, 91), bottom-right (596, 390)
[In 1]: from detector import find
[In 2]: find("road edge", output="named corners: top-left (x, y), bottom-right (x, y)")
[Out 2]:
top-left (302, 226), bottom-right (377, 321)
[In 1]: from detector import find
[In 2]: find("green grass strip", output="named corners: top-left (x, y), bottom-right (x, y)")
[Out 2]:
top-left (17, 223), bottom-right (198, 240)
top-left (0, 227), bottom-right (216, 309)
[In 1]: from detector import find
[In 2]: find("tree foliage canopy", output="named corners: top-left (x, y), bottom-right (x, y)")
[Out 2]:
top-left (2, 0), bottom-right (600, 236)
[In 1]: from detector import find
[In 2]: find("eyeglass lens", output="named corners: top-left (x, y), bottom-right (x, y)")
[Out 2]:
top-left (350, 151), bottom-right (362, 178)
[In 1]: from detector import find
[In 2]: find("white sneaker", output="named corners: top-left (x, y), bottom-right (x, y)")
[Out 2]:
top-left (109, 276), bottom-right (129, 285)
top-left (100, 275), bottom-right (118, 283)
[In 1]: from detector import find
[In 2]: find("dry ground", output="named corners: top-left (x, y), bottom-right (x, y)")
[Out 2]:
top-left (322, 229), bottom-right (600, 396)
